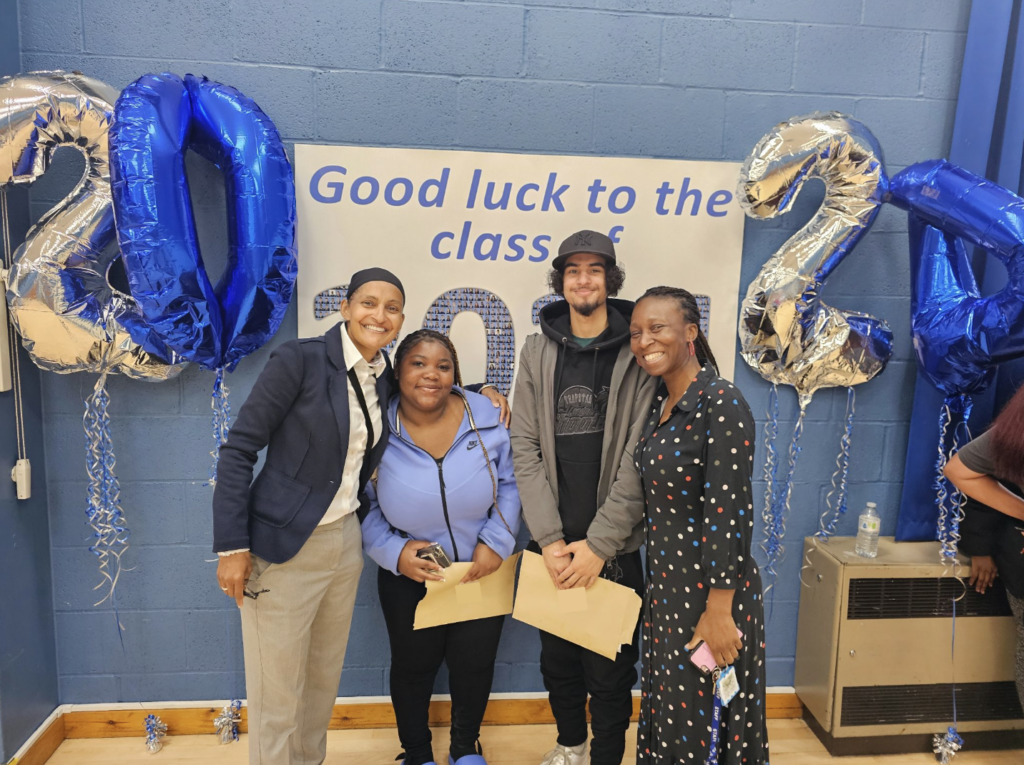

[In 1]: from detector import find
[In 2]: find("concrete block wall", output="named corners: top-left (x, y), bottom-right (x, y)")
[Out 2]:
top-left (0, 7), bottom-right (59, 760)
top-left (15, 0), bottom-right (970, 703)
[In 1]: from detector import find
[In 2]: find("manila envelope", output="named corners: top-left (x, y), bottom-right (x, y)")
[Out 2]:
top-left (511, 550), bottom-right (642, 660)
top-left (414, 552), bottom-right (521, 630)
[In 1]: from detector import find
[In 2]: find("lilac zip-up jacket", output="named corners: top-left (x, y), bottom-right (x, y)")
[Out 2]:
top-left (362, 387), bottom-right (522, 575)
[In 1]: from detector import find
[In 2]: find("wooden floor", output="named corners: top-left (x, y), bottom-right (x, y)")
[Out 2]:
top-left (45, 720), bottom-right (1023, 764)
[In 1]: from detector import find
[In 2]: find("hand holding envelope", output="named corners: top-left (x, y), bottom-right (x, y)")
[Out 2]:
top-left (511, 551), bottom-right (642, 660)
top-left (414, 550), bottom-right (642, 660)
top-left (414, 552), bottom-right (521, 630)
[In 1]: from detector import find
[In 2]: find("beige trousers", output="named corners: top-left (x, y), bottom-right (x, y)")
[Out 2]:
top-left (241, 512), bottom-right (363, 765)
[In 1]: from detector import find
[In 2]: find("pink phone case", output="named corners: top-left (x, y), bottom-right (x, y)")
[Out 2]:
top-left (689, 628), bottom-right (744, 674)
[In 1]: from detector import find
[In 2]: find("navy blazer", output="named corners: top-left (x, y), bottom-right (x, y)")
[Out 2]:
top-left (212, 325), bottom-right (391, 563)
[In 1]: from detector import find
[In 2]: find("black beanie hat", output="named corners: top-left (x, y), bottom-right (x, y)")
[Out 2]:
top-left (347, 267), bottom-right (406, 304)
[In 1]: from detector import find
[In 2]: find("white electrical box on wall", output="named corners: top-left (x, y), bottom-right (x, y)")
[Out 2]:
top-left (0, 271), bottom-right (11, 393)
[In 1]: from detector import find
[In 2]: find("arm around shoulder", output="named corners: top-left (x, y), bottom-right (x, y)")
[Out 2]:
top-left (360, 479), bottom-right (409, 575)
top-left (477, 426), bottom-right (522, 559)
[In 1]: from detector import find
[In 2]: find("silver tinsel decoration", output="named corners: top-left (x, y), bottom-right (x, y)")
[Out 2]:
top-left (933, 727), bottom-right (963, 764)
top-left (144, 713), bottom-right (167, 754)
top-left (214, 699), bottom-right (242, 744)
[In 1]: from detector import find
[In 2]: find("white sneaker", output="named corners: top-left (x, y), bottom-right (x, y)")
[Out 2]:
top-left (539, 742), bottom-right (588, 765)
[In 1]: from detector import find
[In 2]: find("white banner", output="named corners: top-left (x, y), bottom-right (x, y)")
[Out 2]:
top-left (296, 145), bottom-right (745, 388)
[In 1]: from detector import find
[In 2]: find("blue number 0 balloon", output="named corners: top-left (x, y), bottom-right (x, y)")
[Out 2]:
top-left (109, 72), bottom-right (297, 373)
top-left (109, 72), bottom-right (297, 482)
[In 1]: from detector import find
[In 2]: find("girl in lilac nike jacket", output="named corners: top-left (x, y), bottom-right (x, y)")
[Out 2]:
top-left (362, 329), bottom-right (521, 765)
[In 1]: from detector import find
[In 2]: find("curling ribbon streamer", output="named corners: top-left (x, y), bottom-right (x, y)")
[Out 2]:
top-left (208, 368), bottom-right (232, 486)
top-left (934, 395), bottom-right (972, 562)
top-left (800, 387), bottom-right (857, 585)
top-left (759, 386), bottom-right (784, 594)
top-left (819, 388), bottom-right (856, 540)
top-left (84, 373), bottom-right (130, 608)
top-left (760, 385), bottom-right (781, 561)
top-left (761, 398), bottom-right (807, 596)
top-left (933, 596), bottom-right (965, 764)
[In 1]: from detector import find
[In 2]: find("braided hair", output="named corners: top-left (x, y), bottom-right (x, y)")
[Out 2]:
top-left (636, 286), bottom-right (718, 373)
top-left (391, 329), bottom-right (512, 536)
top-left (394, 329), bottom-right (464, 387)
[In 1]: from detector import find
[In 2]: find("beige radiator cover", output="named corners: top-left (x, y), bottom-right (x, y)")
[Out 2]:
top-left (794, 536), bottom-right (1022, 738)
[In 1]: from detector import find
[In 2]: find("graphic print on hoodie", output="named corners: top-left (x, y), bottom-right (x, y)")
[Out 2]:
top-left (541, 298), bottom-right (633, 543)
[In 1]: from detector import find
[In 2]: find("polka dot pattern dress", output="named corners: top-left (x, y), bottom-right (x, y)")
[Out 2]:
top-left (635, 366), bottom-right (768, 765)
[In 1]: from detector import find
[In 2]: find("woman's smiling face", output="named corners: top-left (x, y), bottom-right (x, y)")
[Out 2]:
top-left (341, 281), bottom-right (404, 358)
top-left (397, 339), bottom-right (456, 412)
top-left (629, 296), bottom-right (696, 377)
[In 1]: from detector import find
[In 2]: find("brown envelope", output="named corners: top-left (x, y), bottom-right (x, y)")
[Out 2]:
top-left (511, 550), bottom-right (643, 660)
top-left (413, 552), bottom-right (521, 630)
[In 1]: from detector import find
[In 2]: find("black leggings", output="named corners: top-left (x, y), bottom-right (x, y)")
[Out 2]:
top-left (378, 567), bottom-right (506, 765)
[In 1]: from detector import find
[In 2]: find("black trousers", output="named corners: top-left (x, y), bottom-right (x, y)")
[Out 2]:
top-left (535, 547), bottom-right (644, 765)
top-left (378, 567), bottom-right (506, 765)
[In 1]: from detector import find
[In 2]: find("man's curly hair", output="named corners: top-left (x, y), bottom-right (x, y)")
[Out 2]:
top-left (547, 258), bottom-right (625, 298)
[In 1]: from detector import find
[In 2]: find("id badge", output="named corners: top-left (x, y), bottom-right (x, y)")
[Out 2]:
top-left (716, 665), bottom-right (740, 707)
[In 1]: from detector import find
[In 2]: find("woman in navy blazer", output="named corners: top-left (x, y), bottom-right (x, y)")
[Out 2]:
top-left (212, 268), bottom-right (507, 765)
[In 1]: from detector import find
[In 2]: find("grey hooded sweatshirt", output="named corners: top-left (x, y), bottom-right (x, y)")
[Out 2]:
top-left (510, 298), bottom-right (657, 560)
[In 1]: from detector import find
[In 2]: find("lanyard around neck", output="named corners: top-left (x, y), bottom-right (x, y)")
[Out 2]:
top-left (347, 367), bottom-right (374, 451)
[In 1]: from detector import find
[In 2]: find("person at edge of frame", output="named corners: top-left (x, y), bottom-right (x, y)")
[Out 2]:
top-left (945, 384), bottom-right (1024, 710)
top-left (510, 230), bottom-right (657, 765)
top-left (212, 267), bottom-right (509, 765)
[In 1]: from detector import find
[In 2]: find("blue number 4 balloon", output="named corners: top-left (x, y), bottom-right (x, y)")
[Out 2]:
top-left (891, 160), bottom-right (1024, 396)
top-left (889, 159), bottom-right (1024, 558)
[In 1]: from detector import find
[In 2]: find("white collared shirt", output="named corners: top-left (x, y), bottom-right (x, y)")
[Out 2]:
top-left (319, 322), bottom-right (385, 525)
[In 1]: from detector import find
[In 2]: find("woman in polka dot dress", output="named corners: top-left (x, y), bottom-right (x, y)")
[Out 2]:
top-left (628, 287), bottom-right (768, 765)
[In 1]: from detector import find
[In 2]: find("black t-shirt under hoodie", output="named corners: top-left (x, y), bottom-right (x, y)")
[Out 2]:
top-left (539, 298), bottom-right (634, 543)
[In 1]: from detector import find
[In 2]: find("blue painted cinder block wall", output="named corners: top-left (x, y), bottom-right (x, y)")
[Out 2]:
top-left (16, 0), bottom-right (970, 703)
top-left (0, 5), bottom-right (59, 758)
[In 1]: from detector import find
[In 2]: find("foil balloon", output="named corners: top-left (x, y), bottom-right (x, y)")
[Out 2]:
top-left (0, 71), bottom-right (182, 379)
top-left (738, 111), bottom-right (893, 402)
top-left (109, 72), bottom-right (296, 372)
top-left (1, 71), bottom-right (185, 613)
top-left (890, 160), bottom-right (1024, 395)
top-left (889, 159), bottom-right (1024, 560)
top-left (109, 72), bottom-right (297, 483)
top-left (737, 112), bottom-right (893, 585)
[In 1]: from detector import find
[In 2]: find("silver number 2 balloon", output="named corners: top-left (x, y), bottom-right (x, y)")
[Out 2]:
top-left (0, 70), bottom-right (181, 379)
top-left (738, 111), bottom-right (893, 405)
top-left (737, 112), bottom-right (894, 581)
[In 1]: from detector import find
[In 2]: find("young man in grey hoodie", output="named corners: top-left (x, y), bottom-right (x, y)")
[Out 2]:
top-left (510, 230), bottom-right (656, 765)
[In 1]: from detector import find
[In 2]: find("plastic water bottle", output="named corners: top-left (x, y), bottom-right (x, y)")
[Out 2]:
top-left (855, 502), bottom-right (880, 558)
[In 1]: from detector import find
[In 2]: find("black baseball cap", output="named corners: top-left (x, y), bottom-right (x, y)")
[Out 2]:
top-left (553, 230), bottom-right (617, 271)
